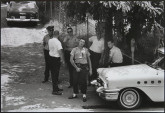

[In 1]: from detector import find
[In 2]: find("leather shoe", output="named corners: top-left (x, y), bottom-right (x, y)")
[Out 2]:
top-left (83, 97), bottom-right (87, 102)
top-left (68, 95), bottom-right (77, 99)
top-left (42, 80), bottom-right (48, 83)
top-left (68, 85), bottom-right (72, 88)
top-left (52, 91), bottom-right (62, 95)
top-left (58, 88), bottom-right (63, 91)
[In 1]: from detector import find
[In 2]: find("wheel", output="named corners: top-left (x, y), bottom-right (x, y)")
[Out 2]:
top-left (117, 88), bottom-right (142, 109)
top-left (7, 21), bottom-right (12, 26)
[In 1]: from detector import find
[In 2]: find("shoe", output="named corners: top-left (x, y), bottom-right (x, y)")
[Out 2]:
top-left (52, 91), bottom-right (62, 95)
top-left (68, 95), bottom-right (77, 99)
top-left (68, 85), bottom-right (72, 88)
top-left (58, 88), bottom-right (63, 91)
top-left (42, 80), bottom-right (48, 83)
top-left (83, 97), bottom-right (87, 102)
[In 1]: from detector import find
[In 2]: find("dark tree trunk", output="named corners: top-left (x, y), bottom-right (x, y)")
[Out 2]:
top-left (101, 12), bottom-right (113, 66)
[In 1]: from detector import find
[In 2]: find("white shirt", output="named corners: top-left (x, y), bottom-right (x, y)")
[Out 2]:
top-left (109, 46), bottom-right (123, 63)
top-left (89, 36), bottom-right (104, 53)
top-left (48, 38), bottom-right (63, 57)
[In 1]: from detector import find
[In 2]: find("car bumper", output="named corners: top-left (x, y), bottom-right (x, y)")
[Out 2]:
top-left (6, 18), bottom-right (40, 22)
top-left (96, 87), bottom-right (119, 101)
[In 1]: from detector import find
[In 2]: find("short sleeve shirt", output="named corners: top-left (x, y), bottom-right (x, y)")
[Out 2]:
top-left (48, 38), bottom-right (63, 57)
top-left (70, 47), bottom-right (90, 64)
top-left (109, 46), bottom-right (123, 63)
top-left (89, 36), bottom-right (104, 53)
top-left (64, 35), bottom-right (79, 51)
top-left (43, 34), bottom-right (51, 50)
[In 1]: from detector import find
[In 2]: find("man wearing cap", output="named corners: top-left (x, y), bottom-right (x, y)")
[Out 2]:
top-left (42, 26), bottom-right (54, 83)
top-left (63, 27), bottom-right (79, 88)
top-left (49, 30), bottom-right (65, 95)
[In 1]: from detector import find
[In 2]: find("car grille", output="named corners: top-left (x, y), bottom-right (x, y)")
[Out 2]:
top-left (8, 12), bottom-right (37, 19)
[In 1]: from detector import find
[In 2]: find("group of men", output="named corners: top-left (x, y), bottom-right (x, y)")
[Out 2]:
top-left (41, 24), bottom-right (123, 102)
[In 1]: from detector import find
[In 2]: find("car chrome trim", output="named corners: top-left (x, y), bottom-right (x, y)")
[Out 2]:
top-left (6, 18), bottom-right (40, 22)
top-left (97, 91), bottom-right (119, 101)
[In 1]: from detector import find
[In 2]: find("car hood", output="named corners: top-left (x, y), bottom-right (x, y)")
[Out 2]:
top-left (97, 64), bottom-right (162, 82)
top-left (9, 2), bottom-right (38, 13)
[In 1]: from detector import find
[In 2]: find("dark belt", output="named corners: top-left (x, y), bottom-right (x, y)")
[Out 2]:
top-left (76, 63), bottom-right (89, 70)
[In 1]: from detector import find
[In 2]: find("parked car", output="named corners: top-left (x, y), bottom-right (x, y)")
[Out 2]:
top-left (6, 1), bottom-right (39, 25)
top-left (91, 47), bottom-right (164, 109)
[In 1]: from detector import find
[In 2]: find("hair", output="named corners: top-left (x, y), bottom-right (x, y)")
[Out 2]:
top-left (79, 38), bottom-right (86, 47)
top-left (67, 27), bottom-right (73, 31)
top-left (108, 38), bottom-right (114, 43)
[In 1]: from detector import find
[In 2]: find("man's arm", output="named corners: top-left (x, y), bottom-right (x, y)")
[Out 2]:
top-left (43, 37), bottom-right (46, 47)
top-left (87, 54), bottom-right (92, 75)
top-left (58, 49), bottom-right (65, 64)
top-left (70, 54), bottom-right (81, 72)
top-left (70, 55), bottom-right (78, 69)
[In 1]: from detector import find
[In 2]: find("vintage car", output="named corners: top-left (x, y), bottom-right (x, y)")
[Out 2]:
top-left (91, 47), bottom-right (164, 109)
top-left (6, 1), bottom-right (39, 25)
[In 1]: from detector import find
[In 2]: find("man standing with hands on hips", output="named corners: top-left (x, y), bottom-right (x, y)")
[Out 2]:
top-left (49, 30), bottom-right (65, 95)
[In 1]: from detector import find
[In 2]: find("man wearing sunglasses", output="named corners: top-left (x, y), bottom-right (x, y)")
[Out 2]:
top-left (63, 27), bottom-right (79, 88)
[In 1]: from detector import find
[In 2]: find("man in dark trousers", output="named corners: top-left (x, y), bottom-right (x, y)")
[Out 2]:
top-left (48, 30), bottom-right (65, 95)
top-left (63, 27), bottom-right (79, 88)
top-left (42, 26), bottom-right (54, 83)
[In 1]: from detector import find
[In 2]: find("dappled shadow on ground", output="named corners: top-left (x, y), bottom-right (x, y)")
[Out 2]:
top-left (1, 43), bottom-right (164, 112)
top-left (1, 43), bottom-right (103, 111)
top-left (1, 43), bottom-right (69, 84)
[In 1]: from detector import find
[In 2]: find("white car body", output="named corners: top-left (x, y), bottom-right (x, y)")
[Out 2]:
top-left (92, 47), bottom-right (164, 109)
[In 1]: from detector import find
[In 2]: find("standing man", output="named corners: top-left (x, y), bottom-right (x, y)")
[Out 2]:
top-left (68, 39), bottom-right (92, 102)
top-left (88, 24), bottom-right (105, 85)
top-left (48, 30), bottom-right (65, 95)
top-left (107, 39), bottom-right (123, 67)
top-left (63, 27), bottom-right (79, 88)
top-left (42, 26), bottom-right (54, 83)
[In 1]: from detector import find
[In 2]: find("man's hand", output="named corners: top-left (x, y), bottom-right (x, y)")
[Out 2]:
top-left (61, 60), bottom-right (65, 66)
top-left (76, 67), bottom-right (81, 72)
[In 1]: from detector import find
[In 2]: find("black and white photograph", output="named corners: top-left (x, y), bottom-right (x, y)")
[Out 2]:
top-left (1, 0), bottom-right (164, 112)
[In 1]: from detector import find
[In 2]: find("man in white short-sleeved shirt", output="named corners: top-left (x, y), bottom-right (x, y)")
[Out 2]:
top-left (89, 36), bottom-right (104, 53)
top-left (42, 26), bottom-right (54, 83)
top-left (108, 39), bottom-right (123, 67)
top-left (88, 24), bottom-right (105, 84)
top-left (48, 30), bottom-right (65, 95)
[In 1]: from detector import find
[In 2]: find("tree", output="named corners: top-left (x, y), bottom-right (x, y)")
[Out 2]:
top-left (65, 1), bottom-right (164, 64)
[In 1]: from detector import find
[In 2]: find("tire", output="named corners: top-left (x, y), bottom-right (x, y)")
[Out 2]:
top-left (7, 21), bottom-right (12, 26)
top-left (117, 88), bottom-right (142, 109)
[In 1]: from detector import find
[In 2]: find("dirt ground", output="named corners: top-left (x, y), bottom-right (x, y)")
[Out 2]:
top-left (1, 40), bottom-right (109, 112)
top-left (1, 24), bottom-right (108, 112)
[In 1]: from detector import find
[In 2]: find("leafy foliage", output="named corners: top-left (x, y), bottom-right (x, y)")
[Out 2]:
top-left (65, 1), bottom-right (164, 64)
